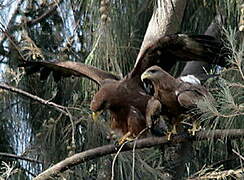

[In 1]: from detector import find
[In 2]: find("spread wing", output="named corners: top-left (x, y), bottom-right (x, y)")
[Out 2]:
top-left (131, 34), bottom-right (229, 77)
top-left (19, 61), bottom-right (121, 85)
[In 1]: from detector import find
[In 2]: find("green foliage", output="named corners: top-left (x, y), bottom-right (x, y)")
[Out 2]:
top-left (186, 2), bottom-right (244, 178)
top-left (0, 0), bottom-right (243, 179)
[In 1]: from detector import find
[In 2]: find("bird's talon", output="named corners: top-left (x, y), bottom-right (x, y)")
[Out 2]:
top-left (118, 137), bottom-right (134, 145)
top-left (114, 137), bottom-right (134, 148)
top-left (114, 141), bottom-right (120, 149)
top-left (167, 132), bottom-right (172, 141)
top-left (114, 131), bottom-right (133, 147)
top-left (166, 124), bottom-right (178, 140)
top-left (188, 121), bottom-right (201, 136)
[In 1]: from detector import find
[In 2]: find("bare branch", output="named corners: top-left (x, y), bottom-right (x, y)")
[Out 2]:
top-left (27, 2), bottom-right (59, 26)
top-left (0, 152), bottom-right (42, 164)
top-left (0, 82), bottom-right (69, 116)
top-left (33, 129), bottom-right (244, 180)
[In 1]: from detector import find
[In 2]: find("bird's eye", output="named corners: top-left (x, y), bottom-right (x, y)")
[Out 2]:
top-left (149, 69), bottom-right (157, 73)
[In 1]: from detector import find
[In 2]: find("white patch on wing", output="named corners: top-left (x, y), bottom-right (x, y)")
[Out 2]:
top-left (179, 75), bottom-right (201, 85)
top-left (175, 90), bottom-right (179, 96)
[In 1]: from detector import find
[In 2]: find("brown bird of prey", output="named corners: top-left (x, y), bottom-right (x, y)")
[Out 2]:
top-left (141, 65), bottom-right (212, 138)
top-left (20, 34), bottom-right (227, 144)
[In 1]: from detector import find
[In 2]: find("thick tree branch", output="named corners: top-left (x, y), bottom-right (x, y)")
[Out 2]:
top-left (33, 129), bottom-right (244, 180)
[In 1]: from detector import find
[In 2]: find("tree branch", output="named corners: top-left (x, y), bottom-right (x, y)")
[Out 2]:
top-left (26, 2), bottom-right (59, 26)
top-left (0, 152), bottom-right (42, 164)
top-left (0, 1), bottom-right (61, 46)
top-left (33, 129), bottom-right (244, 180)
top-left (0, 82), bottom-right (69, 116)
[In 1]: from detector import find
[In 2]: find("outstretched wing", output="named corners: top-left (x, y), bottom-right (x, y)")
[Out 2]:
top-left (131, 34), bottom-right (229, 77)
top-left (19, 61), bottom-right (121, 85)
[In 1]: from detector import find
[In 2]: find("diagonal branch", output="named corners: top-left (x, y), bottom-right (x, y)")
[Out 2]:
top-left (0, 82), bottom-right (69, 116)
top-left (33, 129), bottom-right (244, 180)
top-left (26, 2), bottom-right (59, 26)
top-left (0, 1), bottom-right (61, 47)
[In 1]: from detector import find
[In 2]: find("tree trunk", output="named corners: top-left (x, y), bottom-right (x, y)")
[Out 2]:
top-left (136, 0), bottom-right (187, 63)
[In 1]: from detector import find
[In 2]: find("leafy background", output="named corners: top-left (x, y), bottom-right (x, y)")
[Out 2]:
top-left (0, 0), bottom-right (243, 179)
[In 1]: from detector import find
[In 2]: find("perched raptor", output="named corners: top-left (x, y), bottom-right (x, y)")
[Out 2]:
top-left (141, 65), bottom-right (212, 138)
top-left (20, 34), bottom-right (228, 144)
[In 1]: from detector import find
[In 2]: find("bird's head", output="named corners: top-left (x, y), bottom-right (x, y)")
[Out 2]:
top-left (90, 89), bottom-right (110, 121)
top-left (90, 81), bottom-right (118, 121)
top-left (141, 65), bottom-right (177, 94)
top-left (141, 66), bottom-right (164, 95)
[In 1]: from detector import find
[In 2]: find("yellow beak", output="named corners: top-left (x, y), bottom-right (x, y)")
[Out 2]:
top-left (92, 111), bottom-right (103, 121)
top-left (141, 71), bottom-right (151, 82)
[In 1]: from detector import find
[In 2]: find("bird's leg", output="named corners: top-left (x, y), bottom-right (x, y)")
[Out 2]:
top-left (92, 110), bottom-right (103, 121)
top-left (188, 121), bottom-right (201, 136)
top-left (172, 124), bottom-right (177, 134)
top-left (146, 98), bottom-right (161, 129)
top-left (146, 115), bottom-right (152, 129)
top-left (117, 131), bottom-right (133, 145)
top-left (167, 124), bottom-right (177, 140)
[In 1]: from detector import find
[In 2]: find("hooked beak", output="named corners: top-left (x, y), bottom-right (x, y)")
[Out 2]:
top-left (92, 110), bottom-right (103, 121)
top-left (141, 71), bottom-right (151, 82)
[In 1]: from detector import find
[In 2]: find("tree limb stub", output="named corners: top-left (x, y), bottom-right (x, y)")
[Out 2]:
top-left (33, 129), bottom-right (244, 180)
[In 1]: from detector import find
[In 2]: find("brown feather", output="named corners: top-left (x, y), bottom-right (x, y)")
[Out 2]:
top-left (141, 65), bottom-right (212, 129)
top-left (132, 34), bottom-right (229, 78)
top-left (19, 61), bottom-right (121, 85)
top-left (20, 33), bottom-right (227, 140)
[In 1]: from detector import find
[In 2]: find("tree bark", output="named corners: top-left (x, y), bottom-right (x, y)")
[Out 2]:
top-left (135, 0), bottom-right (187, 64)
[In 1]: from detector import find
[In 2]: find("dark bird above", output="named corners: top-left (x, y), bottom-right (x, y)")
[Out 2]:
top-left (20, 34), bottom-right (228, 144)
top-left (141, 65), bottom-right (212, 137)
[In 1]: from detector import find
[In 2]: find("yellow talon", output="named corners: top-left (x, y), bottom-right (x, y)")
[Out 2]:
top-left (92, 110), bottom-right (103, 121)
top-left (167, 124), bottom-right (177, 140)
top-left (167, 132), bottom-right (172, 141)
top-left (188, 121), bottom-right (201, 136)
top-left (118, 132), bottom-right (133, 145)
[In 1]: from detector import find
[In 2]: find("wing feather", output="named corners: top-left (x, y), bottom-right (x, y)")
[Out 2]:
top-left (19, 61), bottom-right (121, 85)
top-left (177, 86), bottom-right (209, 109)
top-left (131, 34), bottom-right (229, 77)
